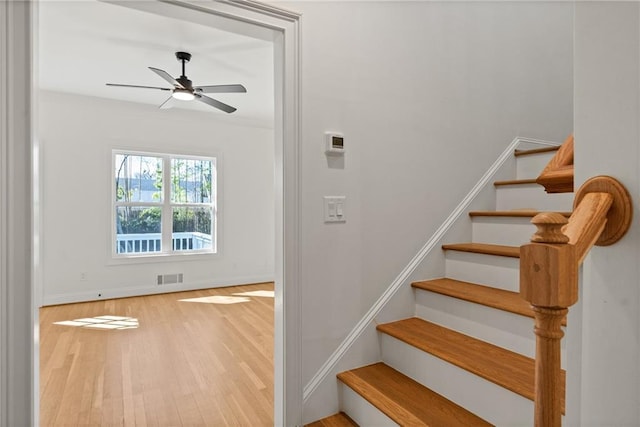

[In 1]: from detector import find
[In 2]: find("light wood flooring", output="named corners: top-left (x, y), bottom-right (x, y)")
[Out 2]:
top-left (40, 282), bottom-right (274, 426)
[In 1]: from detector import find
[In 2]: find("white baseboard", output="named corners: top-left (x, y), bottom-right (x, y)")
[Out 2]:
top-left (41, 274), bottom-right (274, 306)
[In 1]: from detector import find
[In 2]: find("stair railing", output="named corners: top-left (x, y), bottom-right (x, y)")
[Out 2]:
top-left (520, 175), bottom-right (633, 426)
top-left (536, 134), bottom-right (574, 193)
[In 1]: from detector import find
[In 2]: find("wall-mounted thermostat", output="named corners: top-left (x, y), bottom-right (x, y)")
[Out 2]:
top-left (325, 132), bottom-right (345, 155)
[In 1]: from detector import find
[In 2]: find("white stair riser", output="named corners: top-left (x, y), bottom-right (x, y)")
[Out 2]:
top-left (496, 183), bottom-right (573, 211)
top-left (414, 291), bottom-right (536, 358)
top-left (340, 383), bottom-right (398, 427)
top-left (472, 216), bottom-right (537, 246)
top-left (380, 334), bottom-right (534, 426)
top-left (414, 291), bottom-right (568, 366)
top-left (445, 250), bottom-right (520, 292)
top-left (516, 152), bottom-right (557, 180)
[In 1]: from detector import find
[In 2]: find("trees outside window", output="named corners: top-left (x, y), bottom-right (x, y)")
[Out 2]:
top-left (113, 151), bottom-right (216, 256)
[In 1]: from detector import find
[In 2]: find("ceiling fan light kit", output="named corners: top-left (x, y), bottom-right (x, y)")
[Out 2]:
top-left (172, 89), bottom-right (195, 101)
top-left (106, 51), bottom-right (246, 113)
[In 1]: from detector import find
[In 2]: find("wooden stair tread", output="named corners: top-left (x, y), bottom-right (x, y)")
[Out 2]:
top-left (514, 146), bottom-right (560, 157)
top-left (337, 362), bottom-right (492, 426)
top-left (442, 242), bottom-right (520, 258)
top-left (412, 278), bottom-right (533, 319)
top-left (305, 412), bottom-right (359, 427)
top-left (493, 178), bottom-right (538, 187)
top-left (412, 278), bottom-right (567, 326)
top-left (377, 318), bottom-right (565, 412)
top-left (469, 210), bottom-right (572, 218)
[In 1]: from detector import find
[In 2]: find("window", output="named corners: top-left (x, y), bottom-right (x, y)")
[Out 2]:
top-left (113, 151), bottom-right (216, 257)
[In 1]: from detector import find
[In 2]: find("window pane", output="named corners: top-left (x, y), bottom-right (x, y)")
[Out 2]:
top-left (115, 206), bottom-right (162, 254)
top-left (172, 207), bottom-right (213, 251)
top-left (115, 154), bottom-right (162, 202)
top-left (171, 158), bottom-right (213, 203)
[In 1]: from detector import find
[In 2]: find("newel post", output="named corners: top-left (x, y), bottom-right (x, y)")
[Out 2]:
top-left (520, 213), bottom-right (578, 427)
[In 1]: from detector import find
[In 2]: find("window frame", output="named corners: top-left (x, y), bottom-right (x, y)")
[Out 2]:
top-left (111, 149), bottom-right (218, 259)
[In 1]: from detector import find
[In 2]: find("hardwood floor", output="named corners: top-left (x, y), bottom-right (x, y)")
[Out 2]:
top-left (40, 282), bottom-right (274, 426)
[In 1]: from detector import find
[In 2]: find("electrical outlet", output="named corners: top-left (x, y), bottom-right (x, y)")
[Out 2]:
top-left (80, 272), bottom-right (88, 281)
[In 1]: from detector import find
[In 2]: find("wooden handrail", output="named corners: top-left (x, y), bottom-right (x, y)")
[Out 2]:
top-left (520, 175), bottom-right (632, 427)
top-left (563, 192), bottom-right (612, 262)
top-left (537, 134), bottom-right (574, 193)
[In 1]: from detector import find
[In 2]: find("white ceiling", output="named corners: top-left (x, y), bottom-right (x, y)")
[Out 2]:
top-left (38, 1), bottom-right (274, 126)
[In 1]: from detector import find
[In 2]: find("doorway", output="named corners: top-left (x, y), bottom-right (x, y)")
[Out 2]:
top-left (0, 1), bottom-right (301, 425)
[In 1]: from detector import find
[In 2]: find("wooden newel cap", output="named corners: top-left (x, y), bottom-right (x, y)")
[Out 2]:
top-left (530, 213), bottom-right (569, 244)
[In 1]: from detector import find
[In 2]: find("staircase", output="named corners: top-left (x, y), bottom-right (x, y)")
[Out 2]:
top-left (308, 145), bottom-right (574, 426)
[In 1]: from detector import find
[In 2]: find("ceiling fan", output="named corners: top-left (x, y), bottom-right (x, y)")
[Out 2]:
top-left (106, 51), bottom-right (246, 113)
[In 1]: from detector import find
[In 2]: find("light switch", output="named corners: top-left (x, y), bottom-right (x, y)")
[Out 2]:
top-left (324, 196), bottom-right (346, 223)
top-left (328, 202), bottom-right (336, 217)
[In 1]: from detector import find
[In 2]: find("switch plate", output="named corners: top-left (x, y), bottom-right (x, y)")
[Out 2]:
top-left (324, 196), bottom-right (346, 222)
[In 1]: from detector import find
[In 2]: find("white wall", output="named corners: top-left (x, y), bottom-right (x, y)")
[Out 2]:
top-left (574, 2), bottom-right (640, 424)
top-left (39, 90), bottom-right (275, 305)
top-left (273, 1), bottom-right (574, 420)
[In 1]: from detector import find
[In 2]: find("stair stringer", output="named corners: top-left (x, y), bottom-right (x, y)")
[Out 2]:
top-left (302, 137), bottom-right (557, 424)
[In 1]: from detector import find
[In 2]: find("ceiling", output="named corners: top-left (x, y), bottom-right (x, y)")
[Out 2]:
top-left (38, 1), bottom-right (275, 126)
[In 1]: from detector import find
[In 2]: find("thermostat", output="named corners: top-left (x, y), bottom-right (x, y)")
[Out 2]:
top-left (325, 132), bottom-right (345, 155)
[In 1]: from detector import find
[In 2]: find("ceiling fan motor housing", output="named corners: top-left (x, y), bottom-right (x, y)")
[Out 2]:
top-left (177, 77), bottom-right (193, 90)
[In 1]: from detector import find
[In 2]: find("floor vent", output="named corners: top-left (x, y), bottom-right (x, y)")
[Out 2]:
top-left (157, 273), bottom-right (184, 285)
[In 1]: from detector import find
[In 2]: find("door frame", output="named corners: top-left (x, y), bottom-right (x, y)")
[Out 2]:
top-left (0, 1), bottom-right (302, 425)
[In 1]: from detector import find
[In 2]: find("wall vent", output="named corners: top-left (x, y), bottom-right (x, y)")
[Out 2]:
top-left (157, 273), bottom-right (184, 285)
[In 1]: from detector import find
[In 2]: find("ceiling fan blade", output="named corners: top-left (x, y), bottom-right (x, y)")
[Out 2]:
top-left (159, 96), bottom-right (176, 110)
top-left (195, 94), bottom-right (237, 113)
top-left (195, 84), bottom-right (247, 94)
top-left (149, 67), bottom-right (184, 89)
top-left (106, 83), bottom-right (171, 91)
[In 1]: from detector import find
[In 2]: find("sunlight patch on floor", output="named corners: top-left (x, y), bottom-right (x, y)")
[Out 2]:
top-left (179, 295), bottom-right (250, 304)
top-left (54, 315), bottom-right (139, 330)
top-left (233, 290), bottom-right (274, 298)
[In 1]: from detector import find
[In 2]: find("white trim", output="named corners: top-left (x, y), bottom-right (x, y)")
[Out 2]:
top-left (302, 136), bottom-right (552, 403)
top-left (273, 9), bottom-right (303, 426)
top-left (106, 251), bottom-right (220, 265)
top-left (0, 1), bottom-right (9, 424)
top-left (223, 0), bottom-right (301, 21)
top-left (1, 1), bottom-right (35, 426)
top-left (31, 3), bottom-right (41, 425)
top-left (515, 136), bottom-right (563, 147)
top-left (42, 275), bottom-right (275, 306)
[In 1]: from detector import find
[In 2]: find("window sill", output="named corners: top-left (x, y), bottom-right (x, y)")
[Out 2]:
top-left (108, 251), bottom-right (219, 266)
